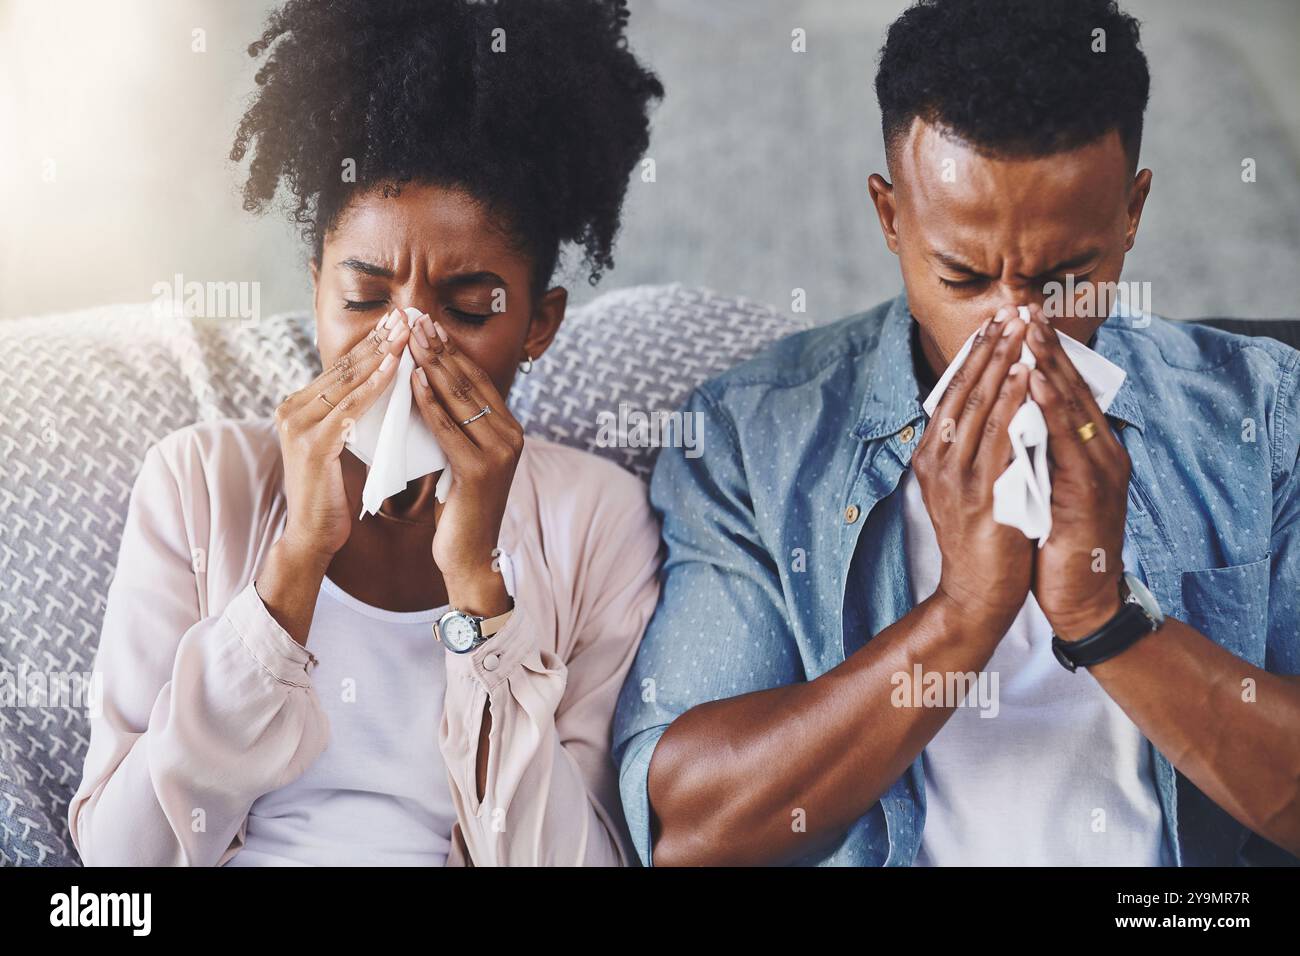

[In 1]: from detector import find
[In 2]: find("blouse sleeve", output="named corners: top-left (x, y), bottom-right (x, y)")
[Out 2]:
top-left (67, 439), bottom-right (329, 866)
top-left (438, 472), bottom-right (662, 866)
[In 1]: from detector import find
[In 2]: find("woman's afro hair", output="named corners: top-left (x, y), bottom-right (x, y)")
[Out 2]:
top-left (231, 0), bottom-right (664, 289)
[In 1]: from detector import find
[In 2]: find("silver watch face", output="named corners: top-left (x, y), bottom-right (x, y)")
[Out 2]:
top-left (439, 611), bottom-right (481, 653)
top-left (1122, 571), bottom-right (1164, 626)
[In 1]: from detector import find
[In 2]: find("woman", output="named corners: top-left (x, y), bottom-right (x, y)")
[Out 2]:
top-left (68, 0), bottom-right (664, 866)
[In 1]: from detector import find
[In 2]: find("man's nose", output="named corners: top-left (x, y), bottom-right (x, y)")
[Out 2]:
top-left (995, 282), bottom-right (1048, 313)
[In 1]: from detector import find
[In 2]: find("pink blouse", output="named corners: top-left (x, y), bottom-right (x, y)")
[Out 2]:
top-left (67, 418), bottom-right (662, 866)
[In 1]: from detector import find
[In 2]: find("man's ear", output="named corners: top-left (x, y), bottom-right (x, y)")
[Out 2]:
top-left (523, 286), bottom-right (568, 362)
top-left (868, 172), bottom-right (901, 255)
top-left (1124, 168), bottom-right (1153, 252)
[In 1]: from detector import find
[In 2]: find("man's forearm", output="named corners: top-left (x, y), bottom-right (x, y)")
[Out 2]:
top-left (646, 592), bottom-right (1010, 866)
top-left (1087, 617), bottom-right (1300, 854)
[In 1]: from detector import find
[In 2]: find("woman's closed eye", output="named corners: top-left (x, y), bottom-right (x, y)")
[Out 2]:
top-left (342, 298), bottom-right (389, 311)
top-left (340, 300), bottom-right (491, 323)
top-left (444, 305), bottom-right (492, 325)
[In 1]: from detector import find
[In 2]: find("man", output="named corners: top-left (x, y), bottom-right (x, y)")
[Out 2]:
top-left (613, 0), bottom-right (1300, 866)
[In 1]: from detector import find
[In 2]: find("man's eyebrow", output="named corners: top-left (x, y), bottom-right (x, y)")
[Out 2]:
top-left (435, 271), bottom-right (508, 290)
top-left (931, 251), bottom-right (987, 275)
top-left (336, 258), bottom-right (395, 278)
top-left (1026, 249), bottom-right (1103, 278)
top-left (930, 249), bottom-right (1103, 279)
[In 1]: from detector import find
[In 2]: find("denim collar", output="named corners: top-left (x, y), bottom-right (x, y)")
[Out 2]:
top-left (853, 292), bottom-right (1146, 443)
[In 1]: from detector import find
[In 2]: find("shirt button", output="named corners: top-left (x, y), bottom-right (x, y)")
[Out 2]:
top-left (899, 424), bottom-right (916, 443)
top-left (844, 504), bottom-right (860, 524)
top-left (482, 652), bottom-right (500, 672)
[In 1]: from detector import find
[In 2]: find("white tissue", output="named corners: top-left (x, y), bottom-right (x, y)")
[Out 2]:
top-left (920, 306), bottom-right (1126, 545)
top-left (344, 306), bottom-right (452, 518)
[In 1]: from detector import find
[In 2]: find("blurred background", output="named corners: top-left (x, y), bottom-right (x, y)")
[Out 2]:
top-left (2, 0), bottom-right (1298, 324)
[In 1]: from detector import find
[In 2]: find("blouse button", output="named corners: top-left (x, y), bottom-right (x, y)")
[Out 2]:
top-left (844, 504), bottom-right (861, 524)
top-left (482, 652), bottom-right (500, 672)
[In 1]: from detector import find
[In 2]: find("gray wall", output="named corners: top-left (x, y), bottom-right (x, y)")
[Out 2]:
top-left (3, 0), bottom-right (1298, 323)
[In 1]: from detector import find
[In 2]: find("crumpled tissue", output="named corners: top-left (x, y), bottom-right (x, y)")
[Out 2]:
top-left (344, 307), bottom-right (452, 518)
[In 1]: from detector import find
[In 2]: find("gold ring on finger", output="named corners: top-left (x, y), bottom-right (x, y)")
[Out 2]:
top-left (1076, 420), bottom-right (1098, 443)
top-left (318, 393), bottom-right (337, 410)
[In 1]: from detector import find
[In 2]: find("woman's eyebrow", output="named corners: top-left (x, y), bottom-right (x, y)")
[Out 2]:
top-left (337, 257), bottom-right (396, 278)
top-left (436, 271), bottom-right (508, 290)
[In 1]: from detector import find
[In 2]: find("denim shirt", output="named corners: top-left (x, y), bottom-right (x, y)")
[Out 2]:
top-left (613, 292), bottom-right (1300, 867)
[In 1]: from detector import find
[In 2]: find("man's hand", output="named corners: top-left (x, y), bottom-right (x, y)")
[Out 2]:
top-left (1023, 306), bottom-right (1130, 639)
top-left (912, 305), bottom-right (1034, 635)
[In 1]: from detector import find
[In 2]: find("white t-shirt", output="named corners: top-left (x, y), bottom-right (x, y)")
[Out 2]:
top-left (224, 575), bottom-right (457, 866)
top-left (899, 469), bottom-right (1169, 866)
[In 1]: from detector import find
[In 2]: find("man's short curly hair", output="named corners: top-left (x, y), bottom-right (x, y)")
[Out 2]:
top-left (876, 0), bottom-right (1149, 174)
top-left (231, 0), bottom-right (663, 291)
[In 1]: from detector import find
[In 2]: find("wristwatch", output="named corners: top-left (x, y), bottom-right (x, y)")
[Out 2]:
top-left (1051, 571), bottom-right (1164, 672)
top-left (434, 601), bottom-right (515, 654)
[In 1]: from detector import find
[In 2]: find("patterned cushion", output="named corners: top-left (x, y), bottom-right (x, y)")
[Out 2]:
top-left (0, 284), bottom-right (807, 865)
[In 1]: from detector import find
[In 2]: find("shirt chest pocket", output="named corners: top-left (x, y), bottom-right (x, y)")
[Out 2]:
top-left (1179, 554), bottom-right (1271, 667)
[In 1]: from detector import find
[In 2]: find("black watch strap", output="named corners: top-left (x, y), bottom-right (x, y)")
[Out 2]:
top-left (1051, 601), bottom-right (1158, 672)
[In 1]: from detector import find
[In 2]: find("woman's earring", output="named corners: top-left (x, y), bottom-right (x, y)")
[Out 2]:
top-left (519, 353), bottom-right (534, 374)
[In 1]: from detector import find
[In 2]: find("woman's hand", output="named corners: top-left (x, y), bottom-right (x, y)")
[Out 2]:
top-left (257, 310), bottom-right (410, 645)
top-left (408, 311), bottom-right (523, 617)
top-left (912, 306), bottom-right (1034, 634)
top-left (274, 311), bottom-right (412, 565)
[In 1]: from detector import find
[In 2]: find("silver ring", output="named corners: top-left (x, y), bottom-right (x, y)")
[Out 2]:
top-left (459, 405), bottom-right (492, 426)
